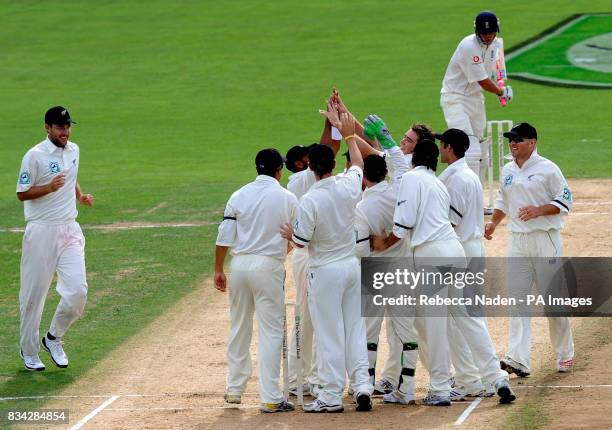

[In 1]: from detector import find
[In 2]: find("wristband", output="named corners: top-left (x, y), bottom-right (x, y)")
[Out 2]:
top-left (345, 134), bottom-right (357, 141)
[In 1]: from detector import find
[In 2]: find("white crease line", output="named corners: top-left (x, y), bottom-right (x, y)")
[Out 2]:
top-left (0, 395), bottom-right (109, 401)
top-left (0, 222), bottom-right (214, 233)
top-left (106, 405), bottom-right (260, 411)
top-left (515, 384), bottom-right (612, 389)
top-left (454, 397), bottom-right (483, 426)
top-left (70, 395), bottom-right (120, 430)
top-left (572, 212), bottom-right (612, 215)
top-left (573, 201), bottom-right (612, 205)
top-left (0, 392), bottom-right (255, 401)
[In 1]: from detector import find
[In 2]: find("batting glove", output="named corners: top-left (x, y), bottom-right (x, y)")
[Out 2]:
top-left (500, 85), bottom-right (513, 102)
top-left (363, 114), bottom-right (397, 149)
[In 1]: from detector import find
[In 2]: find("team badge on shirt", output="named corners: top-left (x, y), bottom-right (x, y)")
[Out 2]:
top-left (504, 174), bottom-right (513, 186)
top-left (49, 161), bottom-right (61, 173)
top-left (472, 55), bottom-right (481, 63)
top-left (563, 187), bottom-right (572, 201)
top-left (19, 172), bottom-right (30, 185)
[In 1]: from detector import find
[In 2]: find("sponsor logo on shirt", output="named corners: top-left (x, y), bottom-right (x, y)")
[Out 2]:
top-left (397, 200), bottom-right (407, 206)
top-left (504, 174), bottom-right (513, 186)
top-left (49, 161), bottom-right (61, 173)
top-left (19, 172), bottom-right (30, 185)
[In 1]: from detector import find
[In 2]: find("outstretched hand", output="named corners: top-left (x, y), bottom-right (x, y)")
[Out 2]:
top-left (319, 100), bottom-right (341, 129)
top-left (331, 88), bottom-right (349, 115)
top-left (339, 112), bottom-right (356, 137)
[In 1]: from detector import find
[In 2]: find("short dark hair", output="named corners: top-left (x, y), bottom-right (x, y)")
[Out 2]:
top-left (363, 154), bottom-right (387, 183)
top-left (435, 128), bottom-right (470, 159)
top-left (255, 148), bottom-right (284, 177)
top-left (308, 144), bottom-right (335, 177)
top-left (285, 145), bottom-right (310, 173)
top-left (412, 139), bottom-right (439, 171)
top-left (411, 123), bottom-right (434, 143)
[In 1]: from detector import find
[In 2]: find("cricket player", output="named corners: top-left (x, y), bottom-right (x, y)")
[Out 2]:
top-left (399, 123), bottom-right (435, 167)
top-left (372, 139), bottom-right (466, 406)
top-left (285, 113), bottom-right (344, 397)
top-left (282, 113), bottom-right (374, 413)
top-left (215, 148), bottom-right (297, 413)
top-left (285, 144), bottom-right (319, 397)
top-left (440, 11), bottom-right (513, 179)
top-left (357, 115), bottom-right (415, 395)
top-left (437, 128), bottom-right (515, 404)
top-left (17, 107), bottom-right (93, 372)
top-left (485, 122), bottom-right (574, 376)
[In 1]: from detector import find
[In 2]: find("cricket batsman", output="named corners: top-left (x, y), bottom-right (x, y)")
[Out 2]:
top-left (440, 11), bottom-right (513, 180)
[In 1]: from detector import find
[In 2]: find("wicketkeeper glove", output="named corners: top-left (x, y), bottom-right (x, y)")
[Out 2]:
top-left (363, 114), bottom-right (397, 149)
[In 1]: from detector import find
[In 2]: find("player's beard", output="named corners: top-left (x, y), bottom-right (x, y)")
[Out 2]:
top-left (49, 135), bottom-right (68, 148)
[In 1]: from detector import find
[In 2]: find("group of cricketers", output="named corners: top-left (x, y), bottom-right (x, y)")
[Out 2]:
top-left (213, 10), bottom-right (574, 413)
top-left (15, 9), bottom-right (574, 417)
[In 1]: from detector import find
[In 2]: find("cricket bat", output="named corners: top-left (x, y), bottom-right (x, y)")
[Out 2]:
top-left (496, 37), bottom-right (508, 107)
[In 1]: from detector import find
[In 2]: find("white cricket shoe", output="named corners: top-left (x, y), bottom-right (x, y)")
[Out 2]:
top-left (500, 357), bottom-right (530, 377)
top-left (383, 390), bottom-right (415, 405)
top-left (224, 393), bottom-right (242, 404)
top-left (423, 391), bottom-right (451, 406)
top-left (373, 378), bottom-right (394, 395)
top-left (41, 335), bottom-right (68, 368)
top-left (303, 399), bottom-right (344, 413)
top-left (20, 349), bottom-right (45, 372)
top-left (450, 382), bottom-right (489, 401)
top-left (260, 401), bottom-right (295, 413)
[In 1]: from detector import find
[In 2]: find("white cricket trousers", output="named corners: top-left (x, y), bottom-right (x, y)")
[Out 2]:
top-left (288, 247), bottom-right (319, 387)
top-left (20, 221), bottom-right (88, 356)
top-left (365, 314), bottom-right (403, 387)
top-left (411, 238), bottom-right (466, 397)
top-left (506, 230), bottom-right (574, 371)
top-left (448, 238), bottom-right (508, 388)
top-left (226, 254), bottom-right (286, 404)
top-left (308, 256), bottom-right (373, 405)
top-left (441, 93), bottom-right (487, 179)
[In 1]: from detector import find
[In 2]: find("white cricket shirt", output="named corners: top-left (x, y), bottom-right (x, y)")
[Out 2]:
top-left (385, 146), bottom-right (411, 184)
top-left (216, 175), bottom-right (298, 260)
top-left (16, 138), bottom-right (80, 224)
top-left (438, 158), bottom-right (484, 242)
top-left (287, 168), bottom-right (316, 200)
top-left (355, 181), bottom-right (410, 258)
top-left (441, 34), bottom-right (501, 97)
top-left (393, 166), bottom-right (458, 247)
top-left (292, 166), bottom-right (363, 267)
top-left (494, 150), bottom-right (572, 233)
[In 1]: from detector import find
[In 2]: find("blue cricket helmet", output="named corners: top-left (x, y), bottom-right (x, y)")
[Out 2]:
top-left (474, 11), bottom-right (500, 34)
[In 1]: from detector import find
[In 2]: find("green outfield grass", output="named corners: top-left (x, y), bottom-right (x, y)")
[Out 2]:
top-left (507, 14), bottom-right (612, 87)
top-left (1, 0), bottom-right (611, 423)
